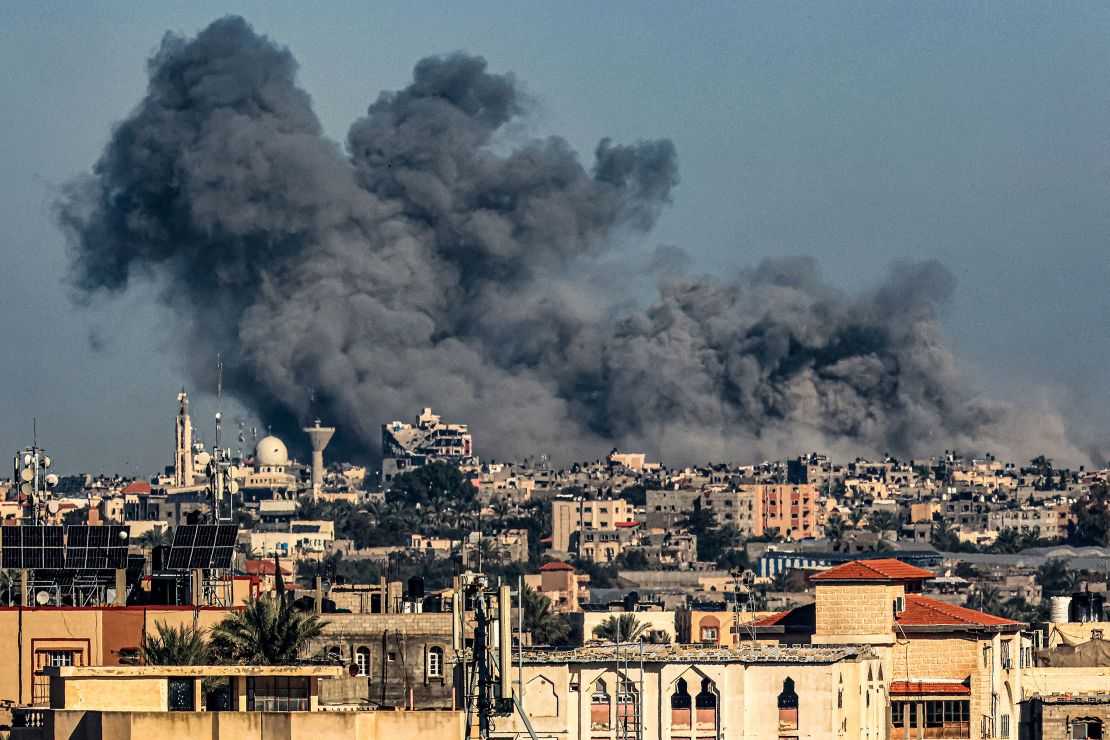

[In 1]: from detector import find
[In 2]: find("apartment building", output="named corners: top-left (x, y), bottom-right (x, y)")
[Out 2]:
top-left (550, 498), bottom-right (635, 554)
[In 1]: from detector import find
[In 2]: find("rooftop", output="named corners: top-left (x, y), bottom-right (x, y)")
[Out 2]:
top-left (520, 643), bottom-right (874, 665)
top-left (810, 558), bottom-right (934, 582)
top-left (540, 561), bottom-right (575, 572)
top-left (47, 665), bottom-right (344, 678)
top-left (896, 594), bottom-right (1022, 629)
top-left (889, 680), bottom-right (971, 696)
top-left (1038, 693), bottom-right (1110, 705)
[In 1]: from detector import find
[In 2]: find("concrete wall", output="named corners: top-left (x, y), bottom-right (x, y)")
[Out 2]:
top-left (31, 708), bottom-right (466, 740)
top-left (813, 583), bottom-right (900, 645)
top-left (310, 612), bottom-right (454, 709)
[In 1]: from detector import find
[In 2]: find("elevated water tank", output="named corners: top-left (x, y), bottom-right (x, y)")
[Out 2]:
top-left (1050, 596), bottom-right (1072, 623)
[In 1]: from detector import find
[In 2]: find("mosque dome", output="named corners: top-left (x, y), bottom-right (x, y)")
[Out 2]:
top-left (256, 436), bottom-right (289, 467)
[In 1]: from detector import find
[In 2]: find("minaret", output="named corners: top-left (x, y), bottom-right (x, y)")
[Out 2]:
top-left (303, 419), bottom-right (335, 500)
top-left (175, 390), bottom-right (194, 487)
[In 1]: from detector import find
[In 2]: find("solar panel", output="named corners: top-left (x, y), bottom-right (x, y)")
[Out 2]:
top-left (64, 525), bottom-right (130, 569)
top-left (0, 526), bottom-right (65, 569)
top-left (167, 524), bottom-right (236, 570)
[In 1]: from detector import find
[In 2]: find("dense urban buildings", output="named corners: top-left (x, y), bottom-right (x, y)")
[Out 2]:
top-left (1, 395), bottom-right (1109, 738)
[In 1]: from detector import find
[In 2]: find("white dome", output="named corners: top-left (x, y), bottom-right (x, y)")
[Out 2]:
top-left (256, 436), bottom-right (289, 467)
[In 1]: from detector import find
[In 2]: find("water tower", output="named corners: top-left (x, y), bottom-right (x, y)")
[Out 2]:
top-left (303, 420), bottom-right (335, 500)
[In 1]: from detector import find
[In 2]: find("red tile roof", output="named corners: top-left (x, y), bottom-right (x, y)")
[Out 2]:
top-left (244, 560), bottom-right (292, 576)
top-left (121, 481), bottom-right (152, 494)
top-left (753, 593), bottom-right (1018, 631)
top-left (890, 680), bottom-right (971, 696)
top-left (540, 561), bottom-right (575, 572)
top-left (810, 559), bottom-right (934, 582)
top-left (897, 594), bottom-right (1021, 628)
top-left (614, 521), bottom-right (639, 528)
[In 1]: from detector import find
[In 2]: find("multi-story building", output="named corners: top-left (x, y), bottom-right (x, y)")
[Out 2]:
top-left (550, 498), bottom-right (635, 554)
top-left (489, 643), bottom-right (884, 739)
top-left (698, 484), bottom-right (819, 540)
top-left (754, 558), bottom-right (1030, 740)
top-left (381, 407), bottom-right (476, 485)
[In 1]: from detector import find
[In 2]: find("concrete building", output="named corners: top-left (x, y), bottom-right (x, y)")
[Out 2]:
top-left (753, 558), bottom-right (1030, 740)
top-left (488, 643), bottom-right (884, 740)
top-left (381, 408), bottom-right (475, 486)
top-left (525, 562), bottom-right (589, 613)
top-left (551, 499), bottom-right (635, 555)
top-left (12, 664), bottom-right (465, 740)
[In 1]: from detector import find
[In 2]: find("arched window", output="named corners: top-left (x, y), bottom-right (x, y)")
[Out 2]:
top-left (326, 645), bottom-right (341, 662)
top-left (355, 647), bottom-right (370, 676)
top-left (699, 616), bottom-right (721, 644)
top-left (778, 677), bottom-right (799, 732)
top-left (695, 677), bottom-right (718, 732)
top-left (591, 679), bottom-right (611, 730)
top-left (671, 677), bottom-right (692, 731)
top-left (427, 646), bottom-right (443, 677)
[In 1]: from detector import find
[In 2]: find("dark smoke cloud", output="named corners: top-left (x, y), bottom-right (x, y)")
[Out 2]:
top-left (57, 16), bottom-right (1085, 465)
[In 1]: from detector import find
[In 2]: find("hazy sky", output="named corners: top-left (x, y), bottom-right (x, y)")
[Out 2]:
top-left (2, 2), bottom-right (1108, 474)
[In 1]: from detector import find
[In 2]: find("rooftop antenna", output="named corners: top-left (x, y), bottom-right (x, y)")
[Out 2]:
top-left (214, 355), bottom-right (223, 451)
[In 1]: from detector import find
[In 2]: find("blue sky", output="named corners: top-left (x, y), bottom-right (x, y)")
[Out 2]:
top-left (1, 2), bottom-right (1108, 472)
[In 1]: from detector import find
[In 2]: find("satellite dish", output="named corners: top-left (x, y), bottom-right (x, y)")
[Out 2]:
top-left (42, 456), bottom-right (51, 469)
top-left (118, 529), bottom-right (129, 541)
top-left (194, 451), bottom-right (211, 468)
top-left (47, 501), bottom-right (59, 515)
top-left (227, 465), bottom-right (239, 478)
top-left (227, 481), bottom-right (240, 495)
top-left (20, 482), bottom-right (33, 497)
top-left (348, 663), bottom-right (360, 678)
top-left (22, 453), bottom-right (32, 466)
top-left (45, 473), bottom-right (59, 487)
top-left (19, 468), bottom-right (33, 482)
top-left (35, 591), bottom-right (50, 606)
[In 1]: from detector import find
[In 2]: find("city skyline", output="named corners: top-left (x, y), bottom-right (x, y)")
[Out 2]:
top-left (2, 3), bottom-right (1109, 472)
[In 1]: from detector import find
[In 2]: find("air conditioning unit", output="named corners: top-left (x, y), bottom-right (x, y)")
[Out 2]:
top-left (894, 596), bottom-right (906, 615)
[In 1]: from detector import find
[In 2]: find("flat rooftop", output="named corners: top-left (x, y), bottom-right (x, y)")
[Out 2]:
top-left (521, 643), bottom-right (874, 665)
top-left (47, 665), bottom-right (345, 678)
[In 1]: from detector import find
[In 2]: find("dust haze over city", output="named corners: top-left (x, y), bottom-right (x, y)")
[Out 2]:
top-left (1, 5), bottom-right (1108, 472)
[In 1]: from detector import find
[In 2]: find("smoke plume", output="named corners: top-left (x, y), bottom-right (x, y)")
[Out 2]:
top-left (58, 16), bottom-right (1084, 465)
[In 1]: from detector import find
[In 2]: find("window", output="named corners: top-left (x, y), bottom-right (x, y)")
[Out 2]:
top-left (247, 676), bottom-right (310, 712)
top-left (427, 646), bottom-right (443, 677)
top-left (695, 678), bottom-right (717, 731)
top-left (1000, 714), bottom-right (1011, 738)
top-left (387, 652), bottom-right (397, 662)
top-left (326, 645), bottom-right (341, 662)
top-left (778, 677), bottom-right (799, 731)
top-left (591, 679), bottom-right (611, 730)
top-left (168, 678), bottom-right (195, 711)
top-left (671, 678), bottom-right (692, 730)
top-left (355, 647), bottom-right (370, 676)
top-left (1073, 719), bottom-right (1104, 740)
top-left (46, 651), bottom-right (74, 667)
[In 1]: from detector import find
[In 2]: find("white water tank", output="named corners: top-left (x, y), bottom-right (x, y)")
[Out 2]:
top-left (1050, 595), bottom-right (1072, 623)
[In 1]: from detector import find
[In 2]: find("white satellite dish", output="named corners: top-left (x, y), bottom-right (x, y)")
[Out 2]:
top-left (47, 501), bottom-right (59, 515)
top-left (227, 465), bottom-right (239, 478)
top-left (22, 453), bottom-right (32, 466)
top-left (118, 530), bottom-right (129, 541)
top-left (20, 482), bottom-right (33, 497)
top-left (45, 473), bottom-right (59, 487)
top-left (35, 591), bottom-right (50, 606)
top-left (19, 468), bottom-right (33, 482)
top-left (42, 456), bottom-right (51, 469)
top-left (105, 588), bottom-right (117, 603)
top-left (227, 481), bottom-right (240, 495)
top-left (194, 451), bottom-right (212, 468)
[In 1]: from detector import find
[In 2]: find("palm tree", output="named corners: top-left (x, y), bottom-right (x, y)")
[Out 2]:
top-left (867, 510), bottom-right (901, 534)
top-left (823, 516), bottom-right (849, 553)
top-left (931, 520), bottom-right (960, 551)
top-left (140, 621), bottom-right (210, 665)
top-left (136, 528), bottom-right (170, 551)
top-left (209, 595), bottom-right (328, 665)
top-left (644, 629), bottom-right (672, 644)
top-left (965, 586), bottom-right (1002, 613)
top-left (521, 586), bottom-right (570, 645)
top-left (990, 528), bottom-right (1023, 554)
top-left (593, 614), bottom-right (648, 643)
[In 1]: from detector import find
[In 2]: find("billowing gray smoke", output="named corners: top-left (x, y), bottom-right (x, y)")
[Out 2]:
top-left (58, 16), bottom-right (1083, 464)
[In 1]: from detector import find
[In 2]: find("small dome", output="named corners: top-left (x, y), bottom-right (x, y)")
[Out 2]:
top-left (256, 436), bottom-right (289, 467)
